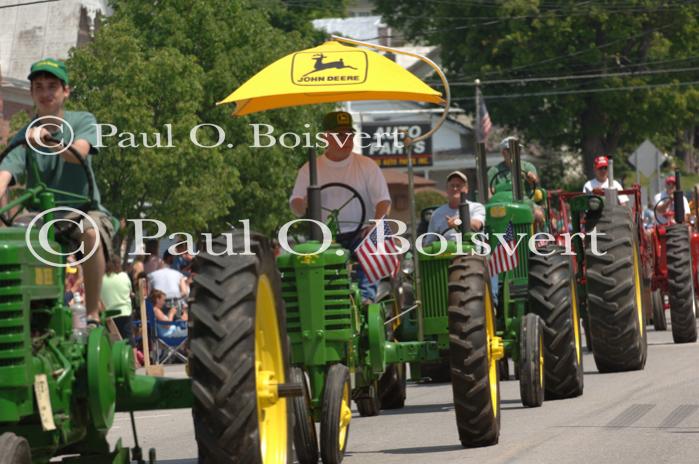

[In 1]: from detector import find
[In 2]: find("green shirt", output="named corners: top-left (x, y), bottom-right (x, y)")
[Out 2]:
top-left (1, 111), bottom-right (102, 207)
top-left (101, 271), bottom-right (133, 318)
top-left (487, 160), bottom-right (538, 186)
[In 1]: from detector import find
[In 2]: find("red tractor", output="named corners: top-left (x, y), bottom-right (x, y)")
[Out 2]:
top-left (646, 172), bottom-right (697, 343)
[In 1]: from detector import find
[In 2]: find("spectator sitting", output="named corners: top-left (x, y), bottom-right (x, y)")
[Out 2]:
top-left (150, 289), bottom-right (187, 338)
top-left (147, 250), bottom-right (189, 317)
top-left (101, 255), bottom-right (134, 344)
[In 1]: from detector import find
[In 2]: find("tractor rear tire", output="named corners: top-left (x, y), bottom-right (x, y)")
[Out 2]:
top-left (378, 364), bottom-right (406, 410)
top-left (0, 433), bottom-right (31, 464)
top-left (519, 313), bottom-right (545, 407)
top-left (190, 232), bottom-right (291, 464)
top-left (290, 367), bottom-right (318, 464)
top-left (528, 247), bottom-right (584, 400)
top-left (652, 290), bottom-right (667, 331)
top-left (320, 364), bottom-right (351, 464)
top-left (585, 205), bottom-right (647, 372)
top-left (666, 224), bottom-right (698, 343)
top-left (447, 256), bottom-right (500, 447)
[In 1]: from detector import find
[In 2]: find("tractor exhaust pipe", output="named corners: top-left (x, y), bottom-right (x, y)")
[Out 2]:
top-left (476, 143), bottom-right (488, 204)
top-left (674, 169), bottom-right (684, 224)
top-left (459, 191), bottom-right (471, 234)
top-left (509, 139), bottom-right (523, 202)
top-left (307, 149), bottom-right (323, 241)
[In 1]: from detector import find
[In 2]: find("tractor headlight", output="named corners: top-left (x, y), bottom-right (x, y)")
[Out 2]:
top-left (401, 258), bottom-right (414, 275)
top-left (588, 197), bottom-right (602, 211)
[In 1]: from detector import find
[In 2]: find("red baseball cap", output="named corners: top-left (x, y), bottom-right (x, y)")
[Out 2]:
top-left (593, 156), bottom-right (609, 169)
top-left (666, 175), bottom-right (676, 185)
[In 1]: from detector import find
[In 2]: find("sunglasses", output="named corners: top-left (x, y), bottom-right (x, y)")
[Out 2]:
top-left (597, 166), bottom-right (608, 171)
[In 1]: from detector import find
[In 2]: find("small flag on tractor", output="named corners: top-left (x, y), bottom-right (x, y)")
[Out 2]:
top-left (356, 220), bottom-right (400, 283)
top-left (488, 220), bottom-right (519, 276)
top-left (477, 87), bottom-right (492, 143)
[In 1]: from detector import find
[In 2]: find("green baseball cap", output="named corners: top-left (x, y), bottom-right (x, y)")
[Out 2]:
top-left (28, 58), bottom-right (69, 84)
top-left (322, 111), bottom-right (355, 132)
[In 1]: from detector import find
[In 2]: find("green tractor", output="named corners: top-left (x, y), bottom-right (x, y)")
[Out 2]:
top-left (279, 149), bottom-right (502, 463)
top-left (484, 140), bottom-right (584, 407)
top-left (0, 139), bottom-right (298, 463)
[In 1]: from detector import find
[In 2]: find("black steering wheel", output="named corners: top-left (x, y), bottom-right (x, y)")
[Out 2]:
top-left (489, 170), bottom-right (536, 198)
top-left (0, 137), bottom-right (96, 226)
top-left (653, 196), bottom-right (675, 223)
top-left (318, 182), bottom-right (367, 237)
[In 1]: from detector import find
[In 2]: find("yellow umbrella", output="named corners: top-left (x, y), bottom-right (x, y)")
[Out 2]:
top-left (217, 40), bottom-right (445, 115)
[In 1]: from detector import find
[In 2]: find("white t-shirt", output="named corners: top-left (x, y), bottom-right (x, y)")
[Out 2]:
top-left (653, 191), bottom-right (690, 224)
top-left (582, 178), bottom-right (629, 204)
top-left (148, 268), bottom-right (184, 300)
top-left (290, 152), bottom-right (391, 233)
top-left (424, 201), bottom-right (486, 245)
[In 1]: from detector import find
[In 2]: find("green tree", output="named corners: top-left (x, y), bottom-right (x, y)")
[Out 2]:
top-left (67, 0), bottom-right (343, 247)
top-left (375, 0), bottom-right (699, 177)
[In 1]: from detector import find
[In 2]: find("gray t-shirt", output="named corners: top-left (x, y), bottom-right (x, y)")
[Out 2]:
top-left (148, 268), bottom-right (184, 300)
top-left (423, 201), bottom-right (486, 245)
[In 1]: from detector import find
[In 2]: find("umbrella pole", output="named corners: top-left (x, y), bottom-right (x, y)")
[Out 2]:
top-left (405, 141), bottom-right (424, 342)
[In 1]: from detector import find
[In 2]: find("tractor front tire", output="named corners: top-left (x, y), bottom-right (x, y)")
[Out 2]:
top-left (447, 256), bottom-right (500, 447)
top-left (290, 367), bottom-right (318, 464)
top-left (529, 247), bottom-right (584, 400)
top-left (378, 363), bottom-right (406, 410)
top-left (355, 382), bottom-right (381, 417)
top-left (0, 433), bottom-right (31, 464)
top-left (585, 205), bottom-right (647, 372)
top-left (190, 232), bottom-right (291, 464)
top-left (519, 313), bottom-right (545, 407)
top-left (320, 364), bottom-right (352, 464)
top-left (666, 224), bottom-right (698, 343)
top-left (652, 290), bottom-right (667, 331)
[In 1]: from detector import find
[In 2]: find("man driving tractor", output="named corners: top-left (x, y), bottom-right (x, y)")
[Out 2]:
top-left (582, 155), bottom-right (629, 205)
top-left (424, 170), bottom-right (485, 245)
top-left (654, 175), bottom-right (690, 224)
top-left (289, 111), bottom-right (391, 303)
top-left (0, 58), bottom-right (114, 327)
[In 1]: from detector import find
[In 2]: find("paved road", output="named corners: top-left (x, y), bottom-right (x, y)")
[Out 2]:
top-left (109, 324), bottom-right (699, 463)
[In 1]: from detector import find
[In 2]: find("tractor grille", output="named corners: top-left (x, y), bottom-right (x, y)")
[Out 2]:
top-left (510, 224), bottom-right (530, 280)
top-left (418, 257), bottom-right (450, 321)
top-left (0, 264), bottom-right (26, 371)
top-left (279, 263), bottom-right (353, 335)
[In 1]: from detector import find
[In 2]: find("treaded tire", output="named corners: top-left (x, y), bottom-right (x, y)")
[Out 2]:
top-left (0, 433), bottom-right (31, 464)
top-left (378, 364), bottom-right (406, 410)
top-left (290, 367), bottom-right (318, 464)
top-left (519, 313), bottom-right (545, 407)
top-left (652, 290), bottom-right (667, 331)
top-left (189, 232), bottom-right (291, 464)
top-left (528, 247), bottom-right (584, 400)
top-left (666, 224), bottom-right (698, 343)
top-left (447, 255), bottom-right (500, 447)
top-left (585, 205), bottom-right (647, 372)
top-left (320, 364), bottom-right (351, 464)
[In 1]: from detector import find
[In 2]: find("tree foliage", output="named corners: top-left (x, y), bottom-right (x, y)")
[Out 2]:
top-left (67, 0), bottom-right (343, 243)
top-left (375, 0), bottom-right (699, 176)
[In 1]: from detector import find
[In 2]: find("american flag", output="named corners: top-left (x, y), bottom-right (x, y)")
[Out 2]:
top-left (356, 220), bottom-right (400, 283)
top-left (488, 221), bottom-right (519, 276)
top-left (477, 88), bottom-right (493, 143)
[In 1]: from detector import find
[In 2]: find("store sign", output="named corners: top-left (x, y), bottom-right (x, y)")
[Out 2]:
top-left (361, 122), bottom-right (432, 167)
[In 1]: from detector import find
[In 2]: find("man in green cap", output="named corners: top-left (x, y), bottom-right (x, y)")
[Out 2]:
top-left (0, 58), bottom-right (113, 327)
top-left (290, 110), bottom-right (391, 302)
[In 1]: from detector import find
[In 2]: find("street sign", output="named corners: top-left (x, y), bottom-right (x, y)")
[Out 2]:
top-left (628, 139), bottom-right (666, 177)
top-left (361, 122), bottom-right (432, 167)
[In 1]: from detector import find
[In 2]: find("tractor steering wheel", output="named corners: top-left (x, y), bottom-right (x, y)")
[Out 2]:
top-left (489, 170), bottom-right (537, 198)
top-left (653, 197), bottom-right (675, 224)
top-left (318, 182), bottom-right (367, 237)
top-left (0, 138), bottom-right (96, 226)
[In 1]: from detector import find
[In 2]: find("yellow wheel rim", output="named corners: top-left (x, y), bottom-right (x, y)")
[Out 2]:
top-left (571, 280), bottom-right (582, 365)
top-left (338, 381), bottom-right (351, 451)
top-left (255, 275), bottom-right (287, 463)
top-left (484, 281), bottom-right (503, 417)
top-left (632, 246), bottom-right (644, 336)
top-left (539, 336), bottom-right (544, 388)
